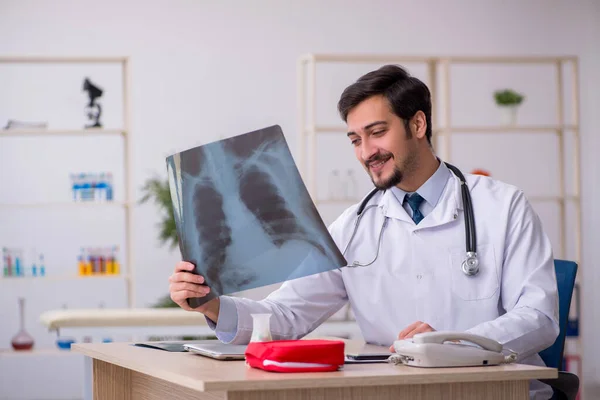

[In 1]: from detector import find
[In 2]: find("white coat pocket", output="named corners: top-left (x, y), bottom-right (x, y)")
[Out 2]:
top-left (448, 244), bottom-right (499, 301)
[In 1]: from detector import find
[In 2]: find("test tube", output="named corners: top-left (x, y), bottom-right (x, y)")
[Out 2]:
top-left (2, 247), bottom-right (8, 277)
top-left (345, 169), bottom-right (358, 200)
top-left (328, 170), bottom-right (342, 200)
top-left (31, 248), bottom-right (37, 277)
top-left (98, 248), bottom-right (105, 274)
top-left (106, 173), bottom-right (113, 201)
top-left (15, 248), bottom-right (22, 277)
top-left (78, 248), bottom-right (86, 276)
top-left (7, 248), bottom-right (13, 277)
top-left (112, 246), bottom-right (120, 275)
top-left (39, 254), bottom-right (45, 277)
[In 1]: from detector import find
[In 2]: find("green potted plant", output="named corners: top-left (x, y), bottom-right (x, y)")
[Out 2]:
top-left (493, 89), bottom-right (525, 125)
top-left (139, 176), bottom-right (179, 308)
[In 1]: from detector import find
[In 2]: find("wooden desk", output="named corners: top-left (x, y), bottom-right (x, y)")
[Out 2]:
top-left (73, 341), bottom-right (557, 400)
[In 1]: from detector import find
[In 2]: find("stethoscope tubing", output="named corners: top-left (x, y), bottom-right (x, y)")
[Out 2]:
top-left (343, 162), bottom-right (478, 274)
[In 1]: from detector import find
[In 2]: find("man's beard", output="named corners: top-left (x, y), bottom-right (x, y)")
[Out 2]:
top-left (367, 146), bottom-right (417, 190)
top-left (371, 165), bottom-right (402, 190)
top-left (366, 152), bottom-right (403, 190)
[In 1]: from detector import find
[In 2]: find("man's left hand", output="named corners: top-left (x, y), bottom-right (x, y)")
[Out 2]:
top-left (389, 321), bottom-right (435, 352)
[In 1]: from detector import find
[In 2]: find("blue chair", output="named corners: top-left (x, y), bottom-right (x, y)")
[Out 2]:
top-left (538, 259), bottom-right (580, 400)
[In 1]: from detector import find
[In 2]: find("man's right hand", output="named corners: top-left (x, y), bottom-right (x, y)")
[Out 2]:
top-left (169, 261), bottom-right (220, 322)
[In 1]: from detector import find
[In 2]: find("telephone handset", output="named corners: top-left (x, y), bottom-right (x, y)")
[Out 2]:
top-left (390, 331), bottom-right (518, 368)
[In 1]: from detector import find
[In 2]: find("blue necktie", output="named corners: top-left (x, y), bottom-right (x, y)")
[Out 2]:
top-left (405, 193), bottom-right (425, 224)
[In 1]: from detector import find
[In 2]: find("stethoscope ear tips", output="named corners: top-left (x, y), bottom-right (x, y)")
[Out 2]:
top-left (461, 252), bottom-right (479, 276)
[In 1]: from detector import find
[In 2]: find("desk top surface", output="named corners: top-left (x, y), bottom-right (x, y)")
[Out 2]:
top-left (73, 340), bottom-right (557, 392)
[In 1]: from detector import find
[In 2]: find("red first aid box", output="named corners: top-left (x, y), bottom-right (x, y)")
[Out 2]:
top-left (245, 339), bottom-right (345, 373)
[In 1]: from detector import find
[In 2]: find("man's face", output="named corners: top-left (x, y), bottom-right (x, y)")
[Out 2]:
top-left (346, 95), bottom-right (418, 190)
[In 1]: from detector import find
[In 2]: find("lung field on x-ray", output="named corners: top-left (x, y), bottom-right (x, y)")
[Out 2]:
top-left (172, 126), bottom-right (345, 303)
top-left (192, 183), bottom-right (232, 295)
top-left (238, 165), bottom-right (327, 255)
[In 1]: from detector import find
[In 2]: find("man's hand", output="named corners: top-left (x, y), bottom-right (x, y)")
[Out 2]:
top-left (388, 321), bottom-right (435, 352)
top-left (169, 261), bottom-right (220, 322)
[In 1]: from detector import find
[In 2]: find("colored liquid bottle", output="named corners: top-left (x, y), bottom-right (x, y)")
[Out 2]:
top-left (96, 173), bottom-right (107, 202)
top-left (2, 247), bottom-right (9, 277)
top-left (11, 298), bottom-right (34, 351)
top-left (15, 253), bottom-right (21, 277)
top-left (6, 250), bottom-right (12, 277)
top-left (30, 249), bottom-right (37, 277)
top-left (106, 247), bottom-right (114, 274)
top-left (85, 253), bottom-right (93, 275)
top-left (112, 246), bottom-right (120, 275)
top-left (39, 254), bottom-right (45, 277)
top-left (81, 173), bottom-right (91, 201)
top-left (71, 173), bottom-right (81, 201)
top-left (78, 248), bottom-right (86, 276)
top-left (106, 173), bottom-right (113, 201)
top-left (89, 252), bottom-right (96, 274)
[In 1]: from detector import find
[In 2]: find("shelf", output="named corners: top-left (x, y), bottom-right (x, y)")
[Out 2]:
top-left (310, 126), bottom-right (346, 133)
top-left (0, 348), bottom-right (81, 357)
top-left (306, 125), bottom-right (578, 134)
top-left (0, 56), bottom-right (128, 63)
top-left (527, 195), bottom-right (580, 202)
top-left (0, 201), bottom-right (129, 208)
top-left (0, 128), bottom-right (126, 136)
top-left (301, 54), bottom-right (577, 64)
top-left (316, 199), bottom-right (361, 205)
top-left (0, 274), bottom-right (131, 283)
top-left (438, 125), bottom-right (578, 133)
top-left (316, 196), bottom-right (580, 205)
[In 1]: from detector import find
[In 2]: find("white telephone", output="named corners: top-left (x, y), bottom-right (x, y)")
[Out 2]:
top-left (390, 331), bottom-right (518, 368)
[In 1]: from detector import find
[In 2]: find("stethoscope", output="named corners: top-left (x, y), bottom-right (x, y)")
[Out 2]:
top-left (342, 162), bottom-right (479, 277)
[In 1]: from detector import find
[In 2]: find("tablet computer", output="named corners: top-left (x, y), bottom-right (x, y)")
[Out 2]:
top-left (183, 342), bottom-right (247, 361)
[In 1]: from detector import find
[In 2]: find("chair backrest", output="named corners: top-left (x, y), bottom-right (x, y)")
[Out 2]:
top-left (539, 259), bottom-right (578, 369)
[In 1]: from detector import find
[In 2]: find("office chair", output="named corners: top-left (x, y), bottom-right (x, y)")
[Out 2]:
top-left (538, 259), bottom-right (580, 400)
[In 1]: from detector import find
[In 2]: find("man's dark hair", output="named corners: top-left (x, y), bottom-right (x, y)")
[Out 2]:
top-left (337, 64), bottom-right (433, 145)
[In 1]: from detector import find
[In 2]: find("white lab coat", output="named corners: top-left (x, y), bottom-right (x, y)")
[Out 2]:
top-left (219, 172), bottom-right (560, 399)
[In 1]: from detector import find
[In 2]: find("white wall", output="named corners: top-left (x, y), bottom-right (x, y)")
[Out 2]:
top-left (0, 0), bottom-right (599, 394)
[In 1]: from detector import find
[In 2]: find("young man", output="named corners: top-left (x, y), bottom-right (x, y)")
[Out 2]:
top-left (169, 65), bottom-right (559, 399)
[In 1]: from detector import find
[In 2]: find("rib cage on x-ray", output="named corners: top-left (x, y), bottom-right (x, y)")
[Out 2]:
top-left (238, 164), bottom-right (327, 254)
top-left (167, 125), bottom-right (346, 306)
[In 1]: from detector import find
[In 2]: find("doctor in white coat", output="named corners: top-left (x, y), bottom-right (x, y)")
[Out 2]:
top-left (169, 65), bottom-right (559, 399)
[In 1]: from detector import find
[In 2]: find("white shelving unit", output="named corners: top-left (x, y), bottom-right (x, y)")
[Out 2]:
top-left (0, 56), bottom-right (136, 400)
top-left (298, 53), bottom-right (580, 258)
top-left (0, 55), bottom-right (135, 319)
top-left (297, 52), bottom-right (583, 385)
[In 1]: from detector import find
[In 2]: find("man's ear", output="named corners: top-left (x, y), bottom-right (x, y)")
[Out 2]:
top-left (413, 111), bottom-right (427, 139)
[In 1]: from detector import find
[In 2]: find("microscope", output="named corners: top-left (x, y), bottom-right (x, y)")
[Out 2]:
top-left (83, 77), bottom-right (103, 128)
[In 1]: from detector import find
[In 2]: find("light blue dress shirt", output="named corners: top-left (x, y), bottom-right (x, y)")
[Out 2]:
top-left (390, 160), bottom-right (451, 220)
top-left (206, 160), bottom-right (451, 341)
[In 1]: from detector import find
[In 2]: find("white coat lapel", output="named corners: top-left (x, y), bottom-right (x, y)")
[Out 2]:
top-left (380, 189), bottom-right (413, 223)
top-left (415, 173), bottom-right (463, 230)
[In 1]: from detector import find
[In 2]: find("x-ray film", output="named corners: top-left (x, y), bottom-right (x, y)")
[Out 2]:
top-left (166, 125), bottom-right (347, 307)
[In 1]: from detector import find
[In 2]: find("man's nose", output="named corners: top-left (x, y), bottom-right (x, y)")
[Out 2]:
top-left (360, 141), bottom-right (378, 163)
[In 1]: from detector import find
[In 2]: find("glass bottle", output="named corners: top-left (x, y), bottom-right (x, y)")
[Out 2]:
top-left (345, 169), bottom-right (357, 200)
top-left (11, 297), bottom-right (34, 351)
top-left (250, 313), bottom-right (273, 342)
top-left (328, 169), bottom-right (342, 200)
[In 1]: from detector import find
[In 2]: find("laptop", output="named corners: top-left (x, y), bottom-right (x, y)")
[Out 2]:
top-left (183, 341), bottom-right (247, 361)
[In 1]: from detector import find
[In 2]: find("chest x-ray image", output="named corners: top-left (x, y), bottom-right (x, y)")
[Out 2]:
top-left (166, 125), bottom-right (347, 307)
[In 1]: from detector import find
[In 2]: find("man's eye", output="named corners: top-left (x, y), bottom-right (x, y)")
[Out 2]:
top-left (351, 139), bottom-right (360, 146)
top-left (372, 130), bottom-right (385, 136)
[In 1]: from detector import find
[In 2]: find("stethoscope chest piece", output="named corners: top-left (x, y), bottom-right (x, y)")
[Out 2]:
top-left (461, 252), bottom-right (479, 276)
